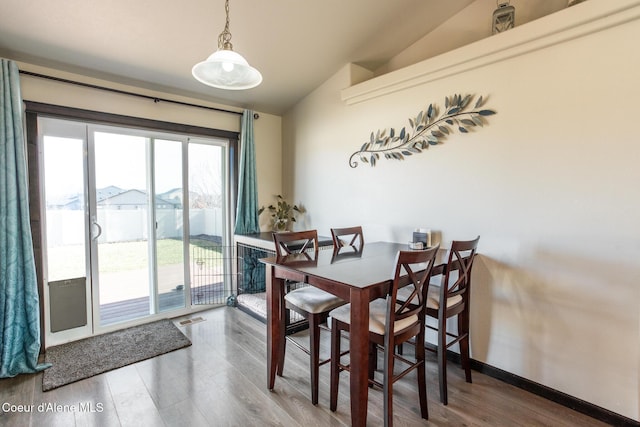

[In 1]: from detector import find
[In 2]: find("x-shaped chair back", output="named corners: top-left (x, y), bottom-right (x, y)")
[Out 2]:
top-left (273, 230), bottom-right (319, 262)
top-left (330, 226), bottom-right (364, 251)
top-left (387, 245), bottom-right (440, 336)
top-left (440, 236), bottom-right (480, 308)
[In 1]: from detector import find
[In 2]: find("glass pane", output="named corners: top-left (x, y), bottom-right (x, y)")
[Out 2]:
top-left (43, 136), bottom-right (87, 282)
top-left (94, 132), bottom-right (151, 325)
top-left (155, 139), bottom-right (185, 311)
top-left (188, 143), bottom-right (228, 305)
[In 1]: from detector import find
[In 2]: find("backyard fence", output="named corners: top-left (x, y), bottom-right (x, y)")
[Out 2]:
top-left (46, 208), bottom-right (223, 246)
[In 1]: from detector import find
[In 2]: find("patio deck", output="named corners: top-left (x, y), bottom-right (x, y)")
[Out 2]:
top-left (100, 282), bottom-right (229, 325)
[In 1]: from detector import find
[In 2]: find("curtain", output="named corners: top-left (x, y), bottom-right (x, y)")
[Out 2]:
top-left (0, 59), bottom-right (49, 377)
top-left (234, 110), bottom-right (260, 235)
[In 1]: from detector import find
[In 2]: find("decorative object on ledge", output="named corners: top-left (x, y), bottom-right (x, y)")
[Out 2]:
top-left (492, 1), bottom-right (516, 34)
top-left (258, 195), bottom-right (305, 231)
top-left (349, 94), bottom-right (496, 168)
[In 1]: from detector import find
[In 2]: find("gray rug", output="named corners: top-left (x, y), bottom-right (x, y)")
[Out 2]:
top-left (42, 319), bottom-right (191, 391)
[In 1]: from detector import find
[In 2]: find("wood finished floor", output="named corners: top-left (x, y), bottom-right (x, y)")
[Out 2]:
top-left (0, 307), bottom-right (609, 427)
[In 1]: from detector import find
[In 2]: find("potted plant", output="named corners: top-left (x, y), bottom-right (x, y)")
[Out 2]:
top-left (259, 195), bottom-right (303, 231)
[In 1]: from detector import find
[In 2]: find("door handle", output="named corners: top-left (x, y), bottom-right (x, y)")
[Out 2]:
top-left (92, 221), bottom-right (103, 241)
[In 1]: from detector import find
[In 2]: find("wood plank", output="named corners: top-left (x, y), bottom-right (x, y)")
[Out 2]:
top-left (0, 307), bottom-right (614, 427)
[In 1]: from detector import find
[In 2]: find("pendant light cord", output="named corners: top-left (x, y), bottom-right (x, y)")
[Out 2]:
top-left (218, 0), bottom-right (233, 50)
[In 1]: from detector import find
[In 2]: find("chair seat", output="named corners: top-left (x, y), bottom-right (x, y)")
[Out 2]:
top-left (329, 299), bottom-right (419, 335)
top-left (396, 284), bottom-right (463, 310)
top-left (285, 287), bottom-right (345, 314)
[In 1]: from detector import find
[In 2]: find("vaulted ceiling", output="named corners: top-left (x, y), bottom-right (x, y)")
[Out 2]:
top-left (1, 0), bottom-right (487, 114)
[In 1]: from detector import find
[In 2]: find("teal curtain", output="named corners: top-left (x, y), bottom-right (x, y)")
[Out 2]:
top-left (0, 59), bottom-right (49, 377)
top-left (234, 110), bottom-right (260, 235)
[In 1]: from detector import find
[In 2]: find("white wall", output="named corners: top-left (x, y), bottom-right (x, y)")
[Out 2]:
top-left (283, 1), bottom-right (640, 421)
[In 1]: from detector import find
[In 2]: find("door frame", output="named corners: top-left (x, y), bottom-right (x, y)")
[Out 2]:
top-left (25, 102), bottom-right (239, 348)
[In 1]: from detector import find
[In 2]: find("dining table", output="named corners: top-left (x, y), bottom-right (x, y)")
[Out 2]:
top-left (261, 241), bottom-right (446, 426)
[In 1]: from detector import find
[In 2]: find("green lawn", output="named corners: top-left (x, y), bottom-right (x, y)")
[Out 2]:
top-left (47, 238), bottom-right (224, 280)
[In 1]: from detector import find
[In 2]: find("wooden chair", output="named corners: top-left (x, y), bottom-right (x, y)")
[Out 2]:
top-left (329, 245), bottom-right (440, 426)
top-left (330, 226), bottom-right (364, 251)
top-left (422, 236), bottom-right (480, 405)
top-left (272, 230), bottom-right (345, 405)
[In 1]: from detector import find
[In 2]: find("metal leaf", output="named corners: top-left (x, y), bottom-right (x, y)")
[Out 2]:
top-left (352, 93), bottom-right (495, 167)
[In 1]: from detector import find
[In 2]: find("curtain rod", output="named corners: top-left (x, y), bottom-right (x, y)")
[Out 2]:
top-left (18, 70), bottom-right (259, 119)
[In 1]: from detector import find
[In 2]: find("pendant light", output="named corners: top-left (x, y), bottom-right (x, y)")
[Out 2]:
top-left (192, 0), bottom-right (262, 90)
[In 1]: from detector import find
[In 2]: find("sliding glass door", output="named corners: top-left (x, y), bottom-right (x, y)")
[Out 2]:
top-left (91, 130), bottom-right (154, 324)
top-left (39, 116), bottom-right (233, 344)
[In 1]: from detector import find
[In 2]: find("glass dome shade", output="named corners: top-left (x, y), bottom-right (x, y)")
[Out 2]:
top-left (192, 49), bottom-right (262, 90)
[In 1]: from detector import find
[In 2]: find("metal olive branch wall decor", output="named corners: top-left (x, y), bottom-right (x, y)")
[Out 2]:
top-left (349, 94), bottom-right (496, 168)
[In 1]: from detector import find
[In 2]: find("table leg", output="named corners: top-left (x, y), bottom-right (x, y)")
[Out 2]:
top-left (349, 288), bottom-right (370, 427)
top-left (266, 266), bottom-right (283, 390)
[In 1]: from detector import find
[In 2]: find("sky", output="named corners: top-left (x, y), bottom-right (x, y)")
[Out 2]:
top-left (43, 127), bottom-right (224, 202)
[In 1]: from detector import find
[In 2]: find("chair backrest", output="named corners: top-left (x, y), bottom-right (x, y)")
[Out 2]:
top-left (386, 245), bottom-right (440, 336)
top-left (441, 236), bottom-right (480, 307)
top-left (272, 230), bottom-right (319, 262)
top-left (330, 226), bottom-right (364, 250)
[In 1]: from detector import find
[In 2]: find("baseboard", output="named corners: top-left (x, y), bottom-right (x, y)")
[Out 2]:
top-left (437, 346), bottom-right (640, 427)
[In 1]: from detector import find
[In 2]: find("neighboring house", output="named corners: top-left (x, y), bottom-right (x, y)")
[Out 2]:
top-left (46, 195), bottom-right (83, 210)
top-left (157, 187), bottom-right (184, 208)
top-left (98, 188), bottom-right (180, 210)
top-left (48, 186), bottom-right (180, 210)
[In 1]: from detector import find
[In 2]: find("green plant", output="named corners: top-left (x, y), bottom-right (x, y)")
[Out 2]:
top-left (349, 94), bottom-right (496, 167)
top-left (258, 195), bottom-right (303, 231)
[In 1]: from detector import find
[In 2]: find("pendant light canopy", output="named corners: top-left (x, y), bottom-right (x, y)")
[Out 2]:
top-left (192, 0), bottom-right (262, 90)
